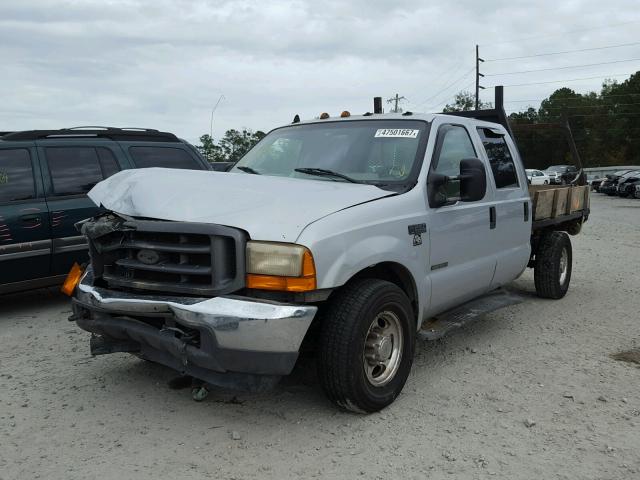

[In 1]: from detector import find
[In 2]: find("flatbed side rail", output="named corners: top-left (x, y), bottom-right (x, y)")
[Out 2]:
top-left (529, 184), bottom-right (589, 232)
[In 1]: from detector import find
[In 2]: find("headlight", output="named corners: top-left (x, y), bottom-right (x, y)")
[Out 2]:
top-left (246, 241), bottom-right (316, 292)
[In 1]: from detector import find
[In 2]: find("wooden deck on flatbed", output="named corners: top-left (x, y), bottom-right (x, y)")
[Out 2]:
top-left (529, 184), bottom-right (590, 231)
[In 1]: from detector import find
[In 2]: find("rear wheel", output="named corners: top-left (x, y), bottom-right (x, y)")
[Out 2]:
top-left (534, 231), bottom-right (572, 299)
top-left (317, 279), bottom-right (415, 413)
top-left (543, 180), bottom-right (549, 185)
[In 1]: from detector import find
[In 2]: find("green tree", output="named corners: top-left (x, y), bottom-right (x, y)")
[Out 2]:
top-left (198, 129), bottom-right (266, 163)
top-left (443, 91), bottom-right (492, 112)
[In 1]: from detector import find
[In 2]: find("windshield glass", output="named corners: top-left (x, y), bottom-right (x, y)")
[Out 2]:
top-left (232, 120), bottom-right (429, 188)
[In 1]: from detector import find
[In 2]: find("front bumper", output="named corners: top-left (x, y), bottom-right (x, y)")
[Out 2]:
top-left (72, 271), bottom-right (317, 389)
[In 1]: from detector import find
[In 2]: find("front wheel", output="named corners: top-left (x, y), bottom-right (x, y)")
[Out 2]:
top-left (544, 180), bottom-right (549, 185)
top-left (317, 279), bottom-right (416, 413)
top-left (534, 231), bottom-right (572, 299)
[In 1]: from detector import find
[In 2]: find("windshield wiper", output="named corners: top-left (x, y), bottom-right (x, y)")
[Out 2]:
top-left (294, 168), bottom-right (361, 184)
top-left (236, 166), bottom-right (260, 175)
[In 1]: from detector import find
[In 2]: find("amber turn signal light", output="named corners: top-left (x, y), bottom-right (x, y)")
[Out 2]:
top-left (246, 249), bottom-right (316, 292)
top-left (61, 263), bottom-right (84, 296)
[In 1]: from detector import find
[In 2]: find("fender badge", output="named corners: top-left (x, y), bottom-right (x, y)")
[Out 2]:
top-left (408, 223), bottom-right (426, 247)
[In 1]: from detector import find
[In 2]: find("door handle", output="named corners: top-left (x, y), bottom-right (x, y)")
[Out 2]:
top-left (20, 214), bottom-right (41, 223)
top-left (489, 206), bottom-right (496, 229)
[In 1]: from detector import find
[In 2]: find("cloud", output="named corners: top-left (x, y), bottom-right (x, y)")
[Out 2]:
top-left (1, 0), bottom-right (639, 144)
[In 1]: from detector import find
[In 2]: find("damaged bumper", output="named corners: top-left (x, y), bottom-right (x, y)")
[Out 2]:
top-left (71, 270), bottom-right (317, 390)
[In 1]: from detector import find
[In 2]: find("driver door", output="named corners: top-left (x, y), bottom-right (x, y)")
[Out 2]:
top-left (426, 123), bottom-right (497, 314)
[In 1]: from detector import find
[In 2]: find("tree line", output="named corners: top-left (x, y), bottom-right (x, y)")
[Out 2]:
top-left (198, 129), bottom-right (265, 163)
top-left (444, 72), bottom-right (640, 169)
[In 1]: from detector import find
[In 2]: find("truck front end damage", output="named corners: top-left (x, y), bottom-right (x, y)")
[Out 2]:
top-left (70, 212), bottom-right (317, 391)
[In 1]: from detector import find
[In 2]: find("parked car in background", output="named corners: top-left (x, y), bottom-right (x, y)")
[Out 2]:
top-left (525, 169), bottom-right (550, 185)
top-left (0, 127), bottom-right (211, 294)
top-left (616, 170), bottom-right (640, 197)
top-left (544, 165), bottom-right (579, 185)
top-left (635, 184), bottom-right (640, 199)
top-left (586, 174), bottom-right (601, 190)
top-left (598, 170), bottom-right (632, 195)
top-left (589, 175), bottom-right (604, 192)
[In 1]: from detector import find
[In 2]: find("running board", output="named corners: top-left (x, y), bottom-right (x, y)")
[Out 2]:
top-left (419, 288), bottom-right (525, 341)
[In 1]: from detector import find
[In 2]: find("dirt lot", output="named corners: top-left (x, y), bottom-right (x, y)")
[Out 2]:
top-left (1, 193), bottom-right (639, 480)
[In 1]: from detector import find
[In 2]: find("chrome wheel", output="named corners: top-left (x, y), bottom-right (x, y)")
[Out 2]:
top-left (559, 247), bottom-right (568, 285)
top-left (363, 311), bottom-right (403, 387)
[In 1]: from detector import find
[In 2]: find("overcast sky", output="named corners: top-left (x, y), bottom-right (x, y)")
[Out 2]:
top-left (2, 0), bottom-right (639, 144)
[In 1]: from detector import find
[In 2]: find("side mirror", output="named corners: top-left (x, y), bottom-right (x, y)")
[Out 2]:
top-left (459, 158), bottom-right (486, 202)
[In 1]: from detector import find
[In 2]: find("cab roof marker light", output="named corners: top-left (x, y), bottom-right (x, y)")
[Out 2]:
top-left (340, 111), bottom-right (351, 118)
top-left (319, 113), bottom-right (330, 119)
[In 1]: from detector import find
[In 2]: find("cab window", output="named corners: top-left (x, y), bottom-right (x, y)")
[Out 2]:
top-left (477, 128), bottom-right (519, 189)
top-left (0, 149), bottom-right (35, 203)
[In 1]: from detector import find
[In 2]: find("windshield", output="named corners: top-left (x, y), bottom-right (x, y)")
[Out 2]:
top-left (232, 120), bottom-right (429, 189)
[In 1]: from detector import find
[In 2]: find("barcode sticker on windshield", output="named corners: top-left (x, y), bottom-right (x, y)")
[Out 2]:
top-left (374, 128), bottom-right (419, 138)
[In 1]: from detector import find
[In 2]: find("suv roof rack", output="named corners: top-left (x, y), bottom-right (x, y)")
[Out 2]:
top-left (1, 126), bottom-right (179, 142)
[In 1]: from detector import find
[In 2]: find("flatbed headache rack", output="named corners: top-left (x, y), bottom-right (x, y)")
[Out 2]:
top-left (1, 126), bottom-right (180, 142)
top-left (445, 85), bottom-right (589, 233)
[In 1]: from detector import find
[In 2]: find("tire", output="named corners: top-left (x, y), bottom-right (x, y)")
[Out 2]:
top-left (534, 231), bottom-right (572, 299)
top-left (544, 180), bottom-right (549, 185)
top-left (317, 279), bottom-right (416, 413)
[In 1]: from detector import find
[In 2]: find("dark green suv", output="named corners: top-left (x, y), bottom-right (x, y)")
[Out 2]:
top-left (0, 127), bottom-right (211, 294)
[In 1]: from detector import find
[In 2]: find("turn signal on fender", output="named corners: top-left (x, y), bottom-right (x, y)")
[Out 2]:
top-left (61, 263), bottom-right (84, 296)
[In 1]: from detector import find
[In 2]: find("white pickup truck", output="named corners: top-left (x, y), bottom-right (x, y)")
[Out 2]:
top-left (69, 88), bottom-right (589, 412)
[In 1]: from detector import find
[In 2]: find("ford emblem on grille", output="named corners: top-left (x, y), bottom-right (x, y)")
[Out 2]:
top-left (137, 249), bottom-right (160, 265)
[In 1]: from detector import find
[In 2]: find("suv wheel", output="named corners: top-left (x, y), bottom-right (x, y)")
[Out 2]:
top-left (317, 279), bottom-right (415, 413)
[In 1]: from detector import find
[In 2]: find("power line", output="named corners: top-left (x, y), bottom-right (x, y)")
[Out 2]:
top-left (486, 58), bottom-right (640, 76)
top-left (485, 41), bottom-right (640, 62)
top-left (480, 19), bottom-right (640, 47)
top-left (414, 67), bottom-right (475, 107)
top-left (569, 111), bottom-right (640, 117)
top-left (505, 92), bottom-right (640, 104)
top-left (427, 80), bottom-right (476, 111)
top-left (541, 101), bottom-right (640, 110)
top-left (490, 73), bottom-right (634, 88)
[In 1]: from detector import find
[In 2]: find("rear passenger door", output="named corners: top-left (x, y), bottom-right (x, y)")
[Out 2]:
top-left (38, 143), bottom-right (124, 275)
top-left (0, 145), bottom-right (51, 286)
top-left (476, 127), bottom-right (531, 287)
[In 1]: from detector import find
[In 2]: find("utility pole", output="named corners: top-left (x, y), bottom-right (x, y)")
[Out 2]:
top-left (210, 94), bottom-right (225, 139)
top-left (387, 93), bottom-right (407, 113)
top-left (475, 44), bottom-right (485, 110)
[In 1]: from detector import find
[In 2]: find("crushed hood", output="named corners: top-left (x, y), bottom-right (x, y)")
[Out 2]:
top-left (88, 168), bottom-right (392, 242)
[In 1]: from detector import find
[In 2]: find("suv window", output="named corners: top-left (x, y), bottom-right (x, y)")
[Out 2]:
top-left (477, 128), bottom-right (519, 189)
top-left (128, 146), bottom-right (200, 170)
top-left (0, 149), bottom-right (35, 203)
top-left (432, 125), bottom-right (477, 199)
top-left (45, 146), bottom-right (120, 196)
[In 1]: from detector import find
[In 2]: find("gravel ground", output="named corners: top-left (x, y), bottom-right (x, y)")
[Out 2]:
top-left (1, 193), bottom-right (639, 480)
